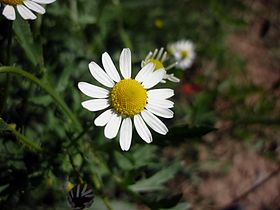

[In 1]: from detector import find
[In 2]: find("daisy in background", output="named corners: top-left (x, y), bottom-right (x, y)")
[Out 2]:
top-left (141, 47), bottom-right (180, 83)
top-left (168, 40), bottom-right (195, 70)
top-left (0, 0), bottom-right (55, 20)
top-left (78, 48), bottom-right (174, 151)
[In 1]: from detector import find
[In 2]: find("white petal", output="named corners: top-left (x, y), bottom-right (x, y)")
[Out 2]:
top-left (16, 5), bottom-right (36, 20)
top-left (89, 62), bottom-right (114, 88)
top-left (134, 115), bottom-right (152, 143)
top-left (119, 118), bottom-right (132, 151)
top-left (142, 69), bottom-right (166, 89)
top-left (2, 5), bottom-right (16, 20)
top-left (148, 98), bottom-right (174, 108)
top-left (147, 89), bottom-right (174, 100)
top-left (146, 104), bottom-right (174, 118)
top-left (166, 74), bottom-right (180, 83)
top-left (94, 109), bottom-right (114, 126)
top-left (156, 47), bottom-right (164, 60)
top-left (31, 0), bottom-right (56, 4)
top-left (78, 82), bottom-right (109, 99)
top-left (81, 99), bottom-right (109, 111)
top-left (141, 110), bottom-right (168, 135)
top-left (119, 48), bottom-right (131, 79)
top-left (104, 113), bottom-right (122, 139)
top-left (24, 0), bottom-right (45, 14)
top-left (135, 62), bottom-right (155, 83)
top-left (102, 52), bottom-right (121, 82)
top-left (144, 51), bottom-right (153, 62)
top-left (152, 48), bottom-right (158, 59)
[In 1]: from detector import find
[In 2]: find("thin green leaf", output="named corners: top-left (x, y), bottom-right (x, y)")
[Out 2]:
top-left (129, 164), bottom-right (180, 192)
top-left (0, 118), bottom-right (42, 152)
top-left (0, 66), bottom-right (82, 131)
top-left (13, 18), bottom-right (42, 67)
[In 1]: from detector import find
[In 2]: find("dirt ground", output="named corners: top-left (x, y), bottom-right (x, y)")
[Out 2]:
top-left (179, 1), bottom-right (280, 209)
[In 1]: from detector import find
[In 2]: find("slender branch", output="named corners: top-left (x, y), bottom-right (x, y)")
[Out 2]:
top-left (0, 66), bottom-right (82, 131)
top-left (0, 118), bottom-right (42, 152)
top-left (65, 133), bottom-right (113, 210)
top-left (66, 150), bottom-right (83, 183)
top-left (0, 21), bottom-right (13, 115)
top-left (101, 196), bottom-right (113, 210)
top-left (93, 152), bottom-right (155, 209)
top-left (6, 21), bottom-right (13, 65)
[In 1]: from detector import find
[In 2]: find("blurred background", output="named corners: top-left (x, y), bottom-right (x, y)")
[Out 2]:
top-left (0, 0), bottom-right (280, 209)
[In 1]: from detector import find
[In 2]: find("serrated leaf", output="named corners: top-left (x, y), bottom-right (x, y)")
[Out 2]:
top-left (129, 164), bottom-right (180, 192)
top-left (0, 118), bottom-right (42, 152)
top-left (114, 151), bottom-right (134, 170)
top-left (0, 121), bottom-right (8, 132)
top-left (132, 145), bottom-right (157, 168)
top-left (13, 18), bottom-right (42, 67)
top-left (150, 193), bottom-right (183, 209)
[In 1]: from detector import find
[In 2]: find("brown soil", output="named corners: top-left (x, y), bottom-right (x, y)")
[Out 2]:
top-left (179, 1), bottom-right (280, 209)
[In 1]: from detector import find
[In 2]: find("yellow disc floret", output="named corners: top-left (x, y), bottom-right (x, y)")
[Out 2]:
top-left (180, 50), bottom-right (189, 58)
top-left (147, 58), bottom-right (164, 70)
top-left (111, 79), bottom-right (147, 117)
top-left (0, 0), bottom-right (23, 6)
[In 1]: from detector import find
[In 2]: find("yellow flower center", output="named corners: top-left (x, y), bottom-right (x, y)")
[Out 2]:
top-left (0, 0), bottom-right (23, 6)
top-left (111, 79), bottom-right (147, 117)
top-left (147, 59), bottom-right (164, 70)
top-left (180, 50), bottom-right (189, 58)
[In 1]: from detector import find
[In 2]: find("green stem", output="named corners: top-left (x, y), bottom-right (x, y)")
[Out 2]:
top-left (94, 152), bottom-right (154, 209)
top-left (7, 21), bottom-right (13, 65)
top-left (101, 196), bottom-right (113, 210)
top-left (0, 118), bottom-right (42, 151)
top-left (0, 66), bottom-right (82, 131)
top-left (115, 2), bottom-right (132, 49)
top-left (0, 21), bottom-right (13, 115)
top-left (67, 150), bottom-right (83, 183)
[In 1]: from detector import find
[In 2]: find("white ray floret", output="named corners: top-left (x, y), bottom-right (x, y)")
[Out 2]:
top-left (0, 0), bottom-right (55, 20)
top-left (141, 47), bottom-right (180, 83)
top-left (78, 48), bottom-right (175, 151)
top-left (168, 40), bottom-right (196, 69)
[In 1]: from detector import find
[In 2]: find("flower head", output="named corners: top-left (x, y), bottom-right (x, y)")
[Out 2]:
top-left (0, 0), bottom-right (55, 20)
top-left (168, 40), bottom-right (195, 69)
top-left (141, 47), bottom-right (180, 83)
top-left (78, 48), bottom-right (175, 151)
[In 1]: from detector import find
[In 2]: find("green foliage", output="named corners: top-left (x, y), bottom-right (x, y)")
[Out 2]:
top-left (1, 0), bottom-right (278, 209)
top-left (129, 164), bottom-right (180, 192)
top-left (13, 18), bottom-right (43, 69)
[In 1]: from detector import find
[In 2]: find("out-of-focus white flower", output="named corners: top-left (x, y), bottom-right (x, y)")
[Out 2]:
top-left (141, 47), bottom-right (180, 83)
top-left (168, 40), bottom-right (195, 69)
top-left (78, 48), bottom-right (175, 151)
top-left (0, 0), bottom-right (55, 20)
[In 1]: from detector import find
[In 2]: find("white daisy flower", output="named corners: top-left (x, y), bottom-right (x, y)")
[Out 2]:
top-left (0, 0), bottom-right (55, 20)
top-left (141, 47), bottom-right (180, 83)
top-left (168, 40), bottom-right (195, 69)
top-left (78, 48), bottom-right (175, 151)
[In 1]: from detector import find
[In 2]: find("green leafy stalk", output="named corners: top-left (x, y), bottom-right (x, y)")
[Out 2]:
top-left (0, 118), bottom-right (42, 152)
top-left (6, 21), bottom-right (13, 65)
top-left (0, 66), bottom-right (82, 131)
